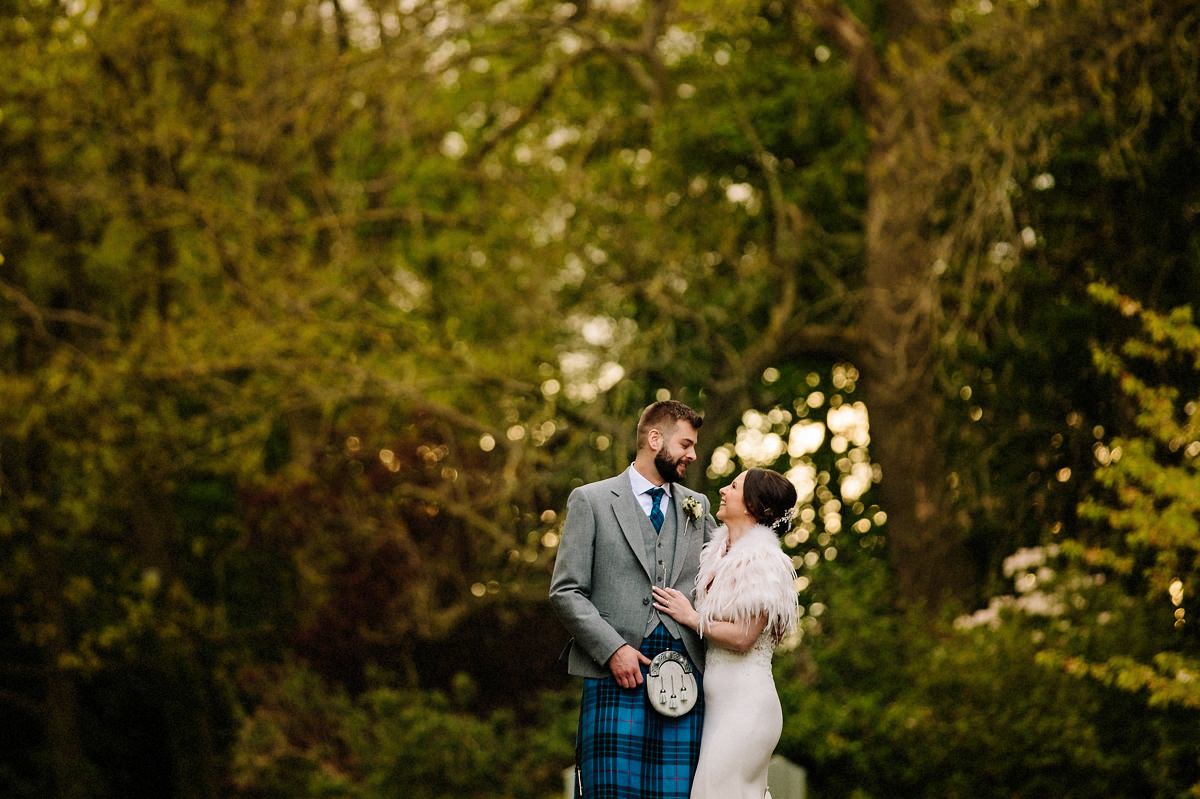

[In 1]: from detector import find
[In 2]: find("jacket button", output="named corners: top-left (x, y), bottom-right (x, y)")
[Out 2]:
top-left (643, 597), bottom-right (650, 605)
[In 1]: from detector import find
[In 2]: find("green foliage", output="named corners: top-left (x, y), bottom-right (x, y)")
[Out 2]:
top-left (868, 283), bottom-right (1200, 791)
top-left (930, 0), bottom-right (1200, 600)
top-left (0, 1), bottom-right (586, 792)
top-left (1, 0), bottom-right (1198, 796)
top-left (1048, 284), bottom-right (1200, 712)
top-left (230, 663), bottom-right (576, 799)
top-left (776, 555), bottom-right (1200, 797)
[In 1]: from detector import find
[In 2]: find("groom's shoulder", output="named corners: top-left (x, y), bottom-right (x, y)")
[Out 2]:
top-left (572, 472), bottom-right (628, 500)
top-left (676, 483), bottom-right (708, 503)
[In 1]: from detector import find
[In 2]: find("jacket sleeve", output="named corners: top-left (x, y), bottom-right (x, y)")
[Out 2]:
top-left (548, 487), bottom-right (628, 668)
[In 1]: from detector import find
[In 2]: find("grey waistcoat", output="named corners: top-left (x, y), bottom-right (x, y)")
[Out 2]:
top-left (640, 499), bottom-right (682, 638)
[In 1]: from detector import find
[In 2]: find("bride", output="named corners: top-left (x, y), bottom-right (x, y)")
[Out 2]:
top-left (652, 468), bottom-right (799, 799)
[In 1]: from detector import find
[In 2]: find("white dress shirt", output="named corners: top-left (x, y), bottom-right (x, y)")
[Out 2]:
top-left (628, 464), bottom-right (672, 518)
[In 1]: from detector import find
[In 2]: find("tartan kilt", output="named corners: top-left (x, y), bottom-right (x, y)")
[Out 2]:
top-left (575, 624), bottom-right (704, 799)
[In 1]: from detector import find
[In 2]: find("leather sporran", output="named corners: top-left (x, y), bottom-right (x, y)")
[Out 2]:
top-left (645, 650), bottom-right (698, 717)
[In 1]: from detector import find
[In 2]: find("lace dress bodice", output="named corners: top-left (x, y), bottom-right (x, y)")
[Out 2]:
top-left (704, 629), bottom-right (777, 669)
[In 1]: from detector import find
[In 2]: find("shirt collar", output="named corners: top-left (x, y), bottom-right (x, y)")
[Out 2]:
top-left (627, 464), bottom-right (670, 498)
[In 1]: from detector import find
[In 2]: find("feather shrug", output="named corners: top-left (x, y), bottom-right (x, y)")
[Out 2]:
top-left (695, 524), bottom-right (798, 642)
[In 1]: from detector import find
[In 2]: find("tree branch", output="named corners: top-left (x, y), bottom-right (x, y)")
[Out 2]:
top-left (795, 0), bottom-right (881, 111)
top-left (391, 482), bottom-right (513, 547)
top-left (0, 281), bottom-right (115, 337)
top-left (470, 52), bottom-right (587, 165)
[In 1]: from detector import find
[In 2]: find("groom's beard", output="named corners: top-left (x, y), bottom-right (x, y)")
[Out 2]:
top-left (654, 451), bottom-right (688, 484)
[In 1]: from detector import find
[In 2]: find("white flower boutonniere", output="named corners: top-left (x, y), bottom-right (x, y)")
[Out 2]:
top-left (682, 496), bottom-right (703, 524)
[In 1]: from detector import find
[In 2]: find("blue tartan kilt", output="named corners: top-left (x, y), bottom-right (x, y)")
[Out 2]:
top-left (576, 624), bottom-right (704, 799)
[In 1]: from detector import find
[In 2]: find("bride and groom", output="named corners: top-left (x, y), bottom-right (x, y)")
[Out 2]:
top-left (549, 400), bottom-right (799, 799)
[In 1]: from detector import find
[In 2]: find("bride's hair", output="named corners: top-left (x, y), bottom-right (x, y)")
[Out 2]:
top-left (742, 468), bottom-right (798, 532)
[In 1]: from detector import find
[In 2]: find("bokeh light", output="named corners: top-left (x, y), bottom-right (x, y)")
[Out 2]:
top-left (713, 362), bottom-right (886, 640)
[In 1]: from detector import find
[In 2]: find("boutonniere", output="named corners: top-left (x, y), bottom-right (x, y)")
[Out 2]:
top-left (682, 496), bottom-right (703, 524)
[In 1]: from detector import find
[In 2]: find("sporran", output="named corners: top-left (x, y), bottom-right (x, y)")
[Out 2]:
top-left (645, 650), bottom-right (698, 717)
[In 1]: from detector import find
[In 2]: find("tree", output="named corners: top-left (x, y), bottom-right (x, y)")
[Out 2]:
top-left (0, 1), bottom-right (573, 793)
top-left (3, 0), bottom-right (1199, 795)
top-left (790, 0), bottom-right (1200, 605)
top-left (446, 0), bottom-right (1200, 608)
top-left (1047, 285), bottom-right (1200, 713)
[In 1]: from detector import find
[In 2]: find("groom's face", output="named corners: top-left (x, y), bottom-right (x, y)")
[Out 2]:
top-left (652, 421), bottom-right (699, 483)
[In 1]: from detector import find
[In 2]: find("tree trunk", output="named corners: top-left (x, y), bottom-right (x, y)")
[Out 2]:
top-left (858, 11), bottom-right (975, 609)
top-left (809, 0), bottom-right (975, 607)
top-left (857, 276), bottom-right (974, 607)
top-left (159, 656), bottom-right (221, 799)
top-left (34, 495), bottom-right (92, 799)
top-left (43, 635), bottom-right (89, 799)
top-left (31, 502), bottom-right (99, 797)
top-left (129, 480), bottom-right (221, 799)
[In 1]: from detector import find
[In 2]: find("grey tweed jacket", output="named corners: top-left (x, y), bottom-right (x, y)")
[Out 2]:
top-left (549, 469), bottom-right (716, 678)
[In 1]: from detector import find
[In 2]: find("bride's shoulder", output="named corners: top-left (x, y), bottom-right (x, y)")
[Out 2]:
top-left (699, 525), bottom-right (794, 580)
top-left (726, 525), bottom-right (795, 576)
top-left (737, 524), bottom-right (788, 557)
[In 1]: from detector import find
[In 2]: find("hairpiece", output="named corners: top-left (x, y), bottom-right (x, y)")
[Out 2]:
top-left (769, 507), bottom-right (797, 531)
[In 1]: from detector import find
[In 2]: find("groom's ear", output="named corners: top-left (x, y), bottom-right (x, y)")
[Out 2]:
top-left (647, 428), bottom-right (663, 453)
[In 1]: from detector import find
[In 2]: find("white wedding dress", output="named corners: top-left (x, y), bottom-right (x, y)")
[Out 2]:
top-left (689, 525), bottom-right (796, 799)
top-left (690, 632), bottom-right (782, 799)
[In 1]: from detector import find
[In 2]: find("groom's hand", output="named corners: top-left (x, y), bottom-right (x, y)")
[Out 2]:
top-left (608, 644), bottom-right (652, 688)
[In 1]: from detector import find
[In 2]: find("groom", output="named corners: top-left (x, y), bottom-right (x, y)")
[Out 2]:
top-left (550, 400), bottom-right (716, 799)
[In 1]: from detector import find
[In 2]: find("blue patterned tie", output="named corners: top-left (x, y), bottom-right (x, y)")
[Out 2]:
top-left (647, 487), bottom-right (665, 533)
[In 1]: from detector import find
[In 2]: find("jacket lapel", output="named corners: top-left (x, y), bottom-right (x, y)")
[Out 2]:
top-left (610, 481), bottom-right (654, 580)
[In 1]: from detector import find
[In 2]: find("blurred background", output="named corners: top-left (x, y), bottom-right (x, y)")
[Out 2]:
top-left (1, 0), bottom-right (1198, 796)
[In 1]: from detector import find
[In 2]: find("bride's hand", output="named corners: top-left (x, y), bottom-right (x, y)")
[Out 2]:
top-left (652, 586), bottom-right (699, 630)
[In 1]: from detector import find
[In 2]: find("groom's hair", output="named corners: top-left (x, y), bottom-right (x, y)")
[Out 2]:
top-left (636, 400), bottom-right (703, 450)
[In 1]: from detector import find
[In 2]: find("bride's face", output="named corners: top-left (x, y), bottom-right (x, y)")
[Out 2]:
top-left (717, 471), bottom-right (750, 523)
